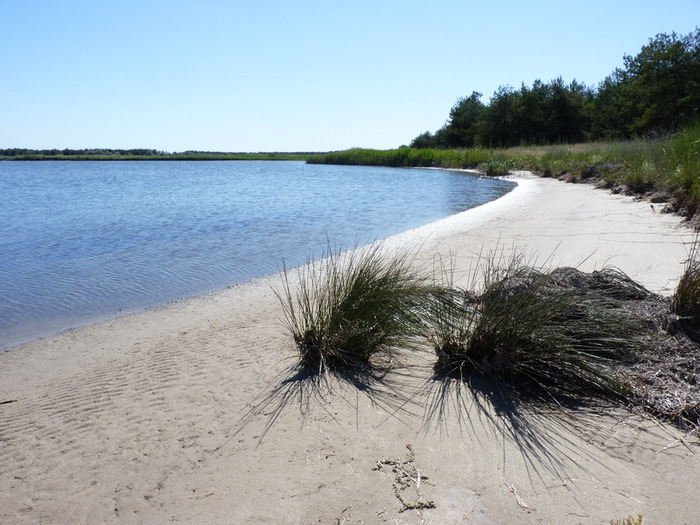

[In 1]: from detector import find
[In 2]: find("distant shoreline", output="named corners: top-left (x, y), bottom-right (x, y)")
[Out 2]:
top-left (0, 153), bottom-right (314, 161)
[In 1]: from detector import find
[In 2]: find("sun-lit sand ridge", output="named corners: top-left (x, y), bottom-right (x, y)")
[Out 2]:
top-left (1, 172), bottom-right (698, 524)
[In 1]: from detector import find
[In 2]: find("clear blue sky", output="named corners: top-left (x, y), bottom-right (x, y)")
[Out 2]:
top-left (2, 0), bottom-right (699, 152)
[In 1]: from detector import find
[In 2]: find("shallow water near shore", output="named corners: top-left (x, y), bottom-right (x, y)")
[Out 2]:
top-left (0, 160), bottom-right (515, 349)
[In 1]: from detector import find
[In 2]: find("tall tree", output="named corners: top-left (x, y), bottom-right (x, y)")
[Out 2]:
top-left (432, 92), bottom-right (485, 148)
top-left (480, 86), bottom-right (517, 147)
top-left (511, 80), bottom-right (549, 144)
top-left (543, 77), bottom-right (590, 143)
top-left (409, 131), bottom-right (436, 149)
top-left (592, 68), bottom-right (636, 139)
top-left (624, 29), bottom-right (700, 133)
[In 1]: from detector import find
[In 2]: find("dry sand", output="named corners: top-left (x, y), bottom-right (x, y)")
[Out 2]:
top-left (1, 172), bottom-right (699, 524)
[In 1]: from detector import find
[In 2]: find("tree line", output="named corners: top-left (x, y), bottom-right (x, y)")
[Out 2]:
top-left (0, 148), bottom-right (167, 157)
top-left (411, 28), bottom-right (700, 149)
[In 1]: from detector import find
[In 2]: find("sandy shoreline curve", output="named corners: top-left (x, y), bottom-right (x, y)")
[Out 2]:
top-left (2, 172), bottom-right (699, 524)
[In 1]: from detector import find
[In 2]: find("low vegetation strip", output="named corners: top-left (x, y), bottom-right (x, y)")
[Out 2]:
top-left (0, 149), bottom-right (314, 161)
top-left (308, 122), bottom-right (700, 220)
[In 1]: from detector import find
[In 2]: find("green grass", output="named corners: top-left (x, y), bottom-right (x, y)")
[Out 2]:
top-left (496, 124), bottom-right (700, 217)
top-left (277, 244), bottom-right (435, 377)
top-left (426, 257), bottom-right (649, 401)
top-left (476, 158), bottom-right (515, 176)
top-left (230, 244), bottom-right (435, 442)
top-left (307, 146), bottom-right (505, 170)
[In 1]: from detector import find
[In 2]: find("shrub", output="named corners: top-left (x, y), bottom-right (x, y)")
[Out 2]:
top-left (476, 158), bottom-right (514, 176)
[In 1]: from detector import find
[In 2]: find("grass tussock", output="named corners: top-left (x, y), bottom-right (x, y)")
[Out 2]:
top-left (229, 244), bottom-right (434, 443)
top-left (235, 245), bottom-right (700, 442)
top-left (277, 243), bottom-right (434, 378)
top-left (427, 257), bottom-right (650, 402)
top-left (476, 158), bottom-right (515, 176)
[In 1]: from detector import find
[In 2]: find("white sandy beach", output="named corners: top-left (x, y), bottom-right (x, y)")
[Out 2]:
top-left (1, 172), bottom-right (699, 524)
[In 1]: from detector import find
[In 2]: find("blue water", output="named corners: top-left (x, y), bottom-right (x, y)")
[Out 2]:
top-left (0, 161), bottom-right (515, 348)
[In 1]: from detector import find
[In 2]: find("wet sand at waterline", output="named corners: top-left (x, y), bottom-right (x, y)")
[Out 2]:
top-left (1, 172), bottom-right (698, 524)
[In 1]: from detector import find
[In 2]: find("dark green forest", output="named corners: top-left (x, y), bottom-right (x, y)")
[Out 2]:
top-left (410, 29), bottom-right (700, 149)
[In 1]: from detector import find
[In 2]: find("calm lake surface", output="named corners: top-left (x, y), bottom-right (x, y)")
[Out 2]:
top-left (0, 161), bottom-right (515, 349)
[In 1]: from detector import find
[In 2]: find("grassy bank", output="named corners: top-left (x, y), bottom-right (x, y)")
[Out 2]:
top-left (307, 146), bottom-right (507, 169)
top-left (309, 123), bottom-right (700, 219)
top-left (514, 123), bottom-right (700, 217)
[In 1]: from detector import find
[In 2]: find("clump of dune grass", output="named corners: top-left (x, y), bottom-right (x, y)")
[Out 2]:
top-left (229, 244), bottom-right (434, 444)
top-left (277, 243), bottom-right (435, 378)
top-left (427, 258), bottom-right (650, 401)
top-left (672, 236), bottom-right (700, 334)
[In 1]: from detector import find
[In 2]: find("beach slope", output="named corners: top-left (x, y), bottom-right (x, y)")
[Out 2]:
top-left (1, 173), bottom-right (698, 524)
